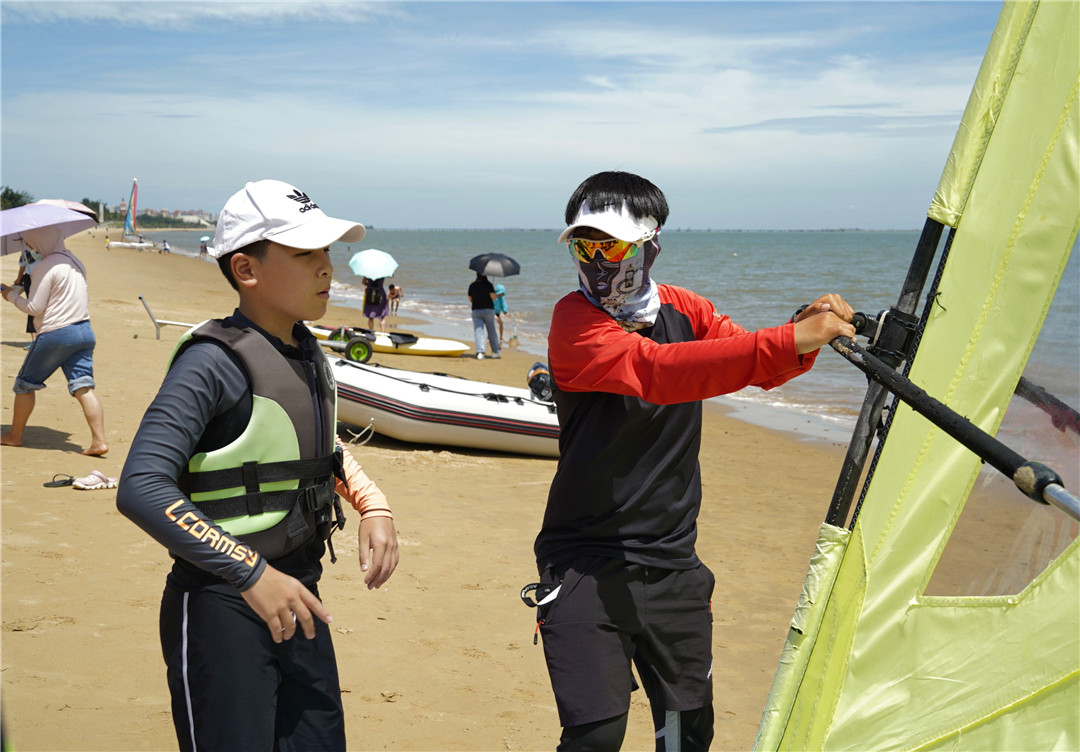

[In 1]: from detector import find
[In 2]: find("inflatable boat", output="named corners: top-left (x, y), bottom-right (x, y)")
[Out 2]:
top-left (331, 358), bottom-right (559, 457)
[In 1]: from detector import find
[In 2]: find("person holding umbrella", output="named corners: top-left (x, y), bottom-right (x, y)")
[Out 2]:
top-left (0, 225), bottom-right (108, 455)
top-left (466, 253), bottom-right (519, 359)
top-left (467, 272), bottom-right (501, 359)
top-left (348, 249), bottom-right (399, 333)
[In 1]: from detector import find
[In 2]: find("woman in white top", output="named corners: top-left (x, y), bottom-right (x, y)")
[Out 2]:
top-left (1, 226), bottom-right (107, 455)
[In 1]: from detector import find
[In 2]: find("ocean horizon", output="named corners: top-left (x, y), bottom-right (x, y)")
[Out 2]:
top-left (138, 227), bottom-right (1078, 454)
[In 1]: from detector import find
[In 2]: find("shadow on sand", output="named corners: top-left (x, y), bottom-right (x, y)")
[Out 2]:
top-left (1, 425), bottom-right (83, 454)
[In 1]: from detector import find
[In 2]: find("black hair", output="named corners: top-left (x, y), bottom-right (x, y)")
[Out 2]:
top-left (217, 238), bottom-right (270, 291)
top-left (564, 171), bottom-right (669, 227)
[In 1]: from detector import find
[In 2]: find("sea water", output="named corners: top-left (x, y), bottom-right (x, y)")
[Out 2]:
top-left (145, 228), bottom-right (1078, 440)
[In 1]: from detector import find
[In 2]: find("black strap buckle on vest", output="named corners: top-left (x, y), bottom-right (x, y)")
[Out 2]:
top-left (297, 481), bottom-right (335, 513)
top-left (285, 480), bottom-right (336, 540)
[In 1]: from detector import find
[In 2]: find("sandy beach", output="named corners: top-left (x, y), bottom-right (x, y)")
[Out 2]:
top-left (1, 230), bottom-right (853, 751)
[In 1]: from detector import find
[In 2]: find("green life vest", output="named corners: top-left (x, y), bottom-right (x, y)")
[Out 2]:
top-left (169, 320), bottom-right (342, 560)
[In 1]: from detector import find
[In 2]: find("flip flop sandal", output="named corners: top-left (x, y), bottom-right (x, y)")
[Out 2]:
top-left (43, 474), bottom-right (74, 488)
top-left (72, 470), bottom-right (118, 491)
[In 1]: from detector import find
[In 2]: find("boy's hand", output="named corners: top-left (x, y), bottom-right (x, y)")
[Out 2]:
top-left (359, 516), bottom-right (399, 590)
top-left (793, 293), bottom-right (856, 354)
top-left (793, 293), bottom-right (854, 324)
top-left (241, 564), bottom-right (332, 643)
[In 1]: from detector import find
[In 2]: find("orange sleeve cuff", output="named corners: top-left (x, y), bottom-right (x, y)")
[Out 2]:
top-left (334, 441), bottom-right (392, 519)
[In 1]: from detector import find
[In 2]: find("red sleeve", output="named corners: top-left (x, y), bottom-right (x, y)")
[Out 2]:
top-left (547, 285), bottom-right (818, 405)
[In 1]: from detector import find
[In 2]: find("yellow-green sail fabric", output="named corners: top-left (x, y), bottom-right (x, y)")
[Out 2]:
top-left (755, 2), bottom-right (1080, 749)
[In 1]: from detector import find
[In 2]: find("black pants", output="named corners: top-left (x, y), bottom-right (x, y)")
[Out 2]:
top-left (538, 557), bottom-right (716, 748)
top-left (558, 706), bottom-right (714, 752)
top-left (160, 583), bottom-right (345, 751)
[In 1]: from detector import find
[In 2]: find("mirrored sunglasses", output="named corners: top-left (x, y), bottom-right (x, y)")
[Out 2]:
top-left (569, 237), bottom-right (641, 264)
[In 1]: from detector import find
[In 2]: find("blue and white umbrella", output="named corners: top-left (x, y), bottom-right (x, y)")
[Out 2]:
top-left (348, 248), bottom-right (398, 279)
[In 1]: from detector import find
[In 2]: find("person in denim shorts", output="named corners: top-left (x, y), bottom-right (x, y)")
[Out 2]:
top-left (1, 225), bottom-right (107, 455)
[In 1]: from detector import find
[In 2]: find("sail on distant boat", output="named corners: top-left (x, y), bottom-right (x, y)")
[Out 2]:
top-left (123, 178), bottom-right (137, 239)
top-left (109, 178), bottom-right (154, 250)
top-left (754, 1), bottom-right (1079, 749)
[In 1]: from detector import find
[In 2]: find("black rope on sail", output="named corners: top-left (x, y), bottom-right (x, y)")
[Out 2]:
top-left (1014, 376), bottom-right (1080, 434)
top-left (846, 225), bottom-right (958, 529)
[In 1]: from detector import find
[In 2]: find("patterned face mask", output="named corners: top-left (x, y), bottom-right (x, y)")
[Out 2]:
top-left (574, 236), bottom-right (662, 330)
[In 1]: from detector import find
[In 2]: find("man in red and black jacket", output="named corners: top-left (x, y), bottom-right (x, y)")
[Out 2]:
top-left (532, 171), bottom-right (855, 751)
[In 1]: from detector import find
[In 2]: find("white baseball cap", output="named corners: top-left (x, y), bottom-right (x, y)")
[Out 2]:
top-left (557, 201), bottom-right (659, 244)
top-left (210, 179), bottom-right (366, 259)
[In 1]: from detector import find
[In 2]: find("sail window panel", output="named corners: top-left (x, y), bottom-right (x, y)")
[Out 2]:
top-left (926, 246), bottom-right (1079, 597)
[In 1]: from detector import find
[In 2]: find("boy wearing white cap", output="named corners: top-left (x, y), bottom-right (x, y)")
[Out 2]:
top-left (530, 171), bottom-right (854, 750)
top-left (118, 180), bottom-right (399, 751)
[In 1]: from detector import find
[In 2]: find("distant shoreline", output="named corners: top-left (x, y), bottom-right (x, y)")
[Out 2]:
top-left (98, 224), bottom-right (210, 233)
top-left (125, 225), bottom-right (922, 234)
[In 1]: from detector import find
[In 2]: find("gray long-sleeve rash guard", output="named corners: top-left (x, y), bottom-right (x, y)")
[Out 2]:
top-left (118, 339), bottom-right (268, 591)
top-left (118, 315), bottom-right (327, 592)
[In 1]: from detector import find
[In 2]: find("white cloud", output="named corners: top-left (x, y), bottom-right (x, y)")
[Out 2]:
top-left (1, 3), bottom-right (1000, 228)
top-left (1, 0), bottom-right (403, 29)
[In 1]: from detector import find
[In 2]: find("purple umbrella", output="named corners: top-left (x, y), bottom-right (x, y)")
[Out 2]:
top-left (1, 203), bottom-right (98, 255)
top-left (32, 199), bottom-right (99, 222)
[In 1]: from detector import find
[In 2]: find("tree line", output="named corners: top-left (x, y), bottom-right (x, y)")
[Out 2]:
top-left (1, 186), bottom-right (212, 228)
top-left (2, 185), bottom-right (117, 219)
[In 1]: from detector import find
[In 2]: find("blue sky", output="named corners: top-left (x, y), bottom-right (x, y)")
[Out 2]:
top-left (1, 1), bottom-right (1002, 229)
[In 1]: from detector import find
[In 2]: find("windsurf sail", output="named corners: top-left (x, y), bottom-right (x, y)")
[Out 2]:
top-left (754, 2), bottom-right (1079, 750)
top-left (123, 178), bottom-right (138, 239)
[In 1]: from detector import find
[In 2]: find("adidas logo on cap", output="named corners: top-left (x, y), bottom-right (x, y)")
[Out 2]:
top-left (286, 189), bottom-right (320, 213)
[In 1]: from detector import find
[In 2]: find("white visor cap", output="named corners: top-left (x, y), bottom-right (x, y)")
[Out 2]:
top-left (557, 201), bottom-right (659, 244)
top-left (210, 179), bottom-right (365, 259)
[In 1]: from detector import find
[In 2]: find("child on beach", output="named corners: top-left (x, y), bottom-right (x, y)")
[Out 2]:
top-left (530, 171), bottom-right (854, 751)
top-left (493, 282), bottom-right (508, 342)
top-left (117, 179), bottom-right (399, 751)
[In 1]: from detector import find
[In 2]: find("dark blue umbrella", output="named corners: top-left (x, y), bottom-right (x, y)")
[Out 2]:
top-left (469, 253), bottom-right (520, 277)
